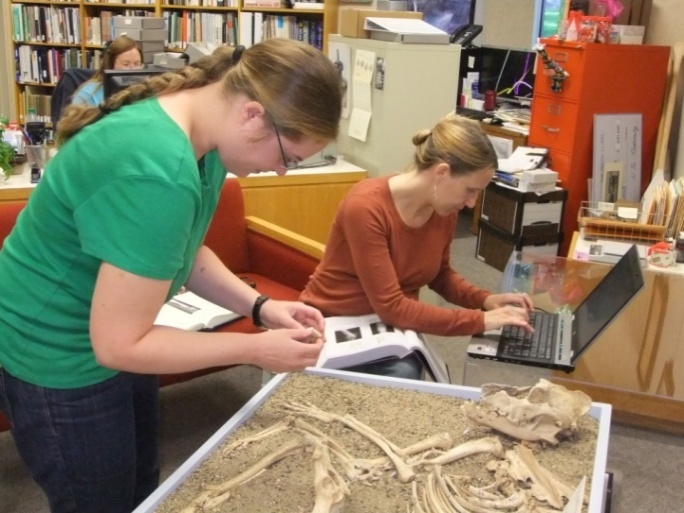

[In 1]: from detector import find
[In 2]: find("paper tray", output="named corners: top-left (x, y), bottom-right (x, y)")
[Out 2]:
top-left (133, 368), bottom-right (612, 513)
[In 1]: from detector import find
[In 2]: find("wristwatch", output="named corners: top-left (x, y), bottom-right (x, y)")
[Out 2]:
top-left (251, 295), bottom-right (270, 329)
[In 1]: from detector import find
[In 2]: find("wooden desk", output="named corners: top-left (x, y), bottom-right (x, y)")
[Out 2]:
top-left (1, 159), bottom-right (368, 245)
top-left (553, 233), bottom-right (684, 433)
top-left (0, 163), bottom-right (35, 203)
top-left (230, 159), bottom-right (367, 244)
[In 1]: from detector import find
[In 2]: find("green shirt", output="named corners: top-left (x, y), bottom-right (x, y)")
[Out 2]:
top-left (0, 98), bottom-right (227, 388)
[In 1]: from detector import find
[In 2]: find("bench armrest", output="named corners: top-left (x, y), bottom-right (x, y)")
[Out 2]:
top-left (245, 216), bottom-right (324, 291)
top-left (245, 216), bottom-right (325, 259)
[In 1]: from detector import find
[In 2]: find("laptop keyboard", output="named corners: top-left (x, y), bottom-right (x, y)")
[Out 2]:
top-left (500, 312), bottom-right (556, 360)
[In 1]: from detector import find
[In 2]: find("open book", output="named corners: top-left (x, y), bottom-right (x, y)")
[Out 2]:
top-left (154, 291), bottom-right (241, 331)
top-left (317, 314), bottom-right (450, 383)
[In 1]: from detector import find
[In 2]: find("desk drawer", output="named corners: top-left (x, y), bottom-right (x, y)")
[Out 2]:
top-left (529, 97), bottom-right (579, 153)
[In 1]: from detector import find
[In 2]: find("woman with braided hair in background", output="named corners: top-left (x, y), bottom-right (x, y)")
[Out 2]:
top-left (70, 35), bottom-right (144, 107)
top-left (0, 40), bottom-right (342, 513)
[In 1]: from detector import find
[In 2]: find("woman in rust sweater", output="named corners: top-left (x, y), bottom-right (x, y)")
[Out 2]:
top-left (300, 114), bottom-right (533, 379)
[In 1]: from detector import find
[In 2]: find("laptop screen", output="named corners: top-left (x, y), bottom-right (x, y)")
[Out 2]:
top-left (571, 245), bottom-right (644, 359)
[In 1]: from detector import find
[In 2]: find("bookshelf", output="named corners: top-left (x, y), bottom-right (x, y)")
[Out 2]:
top-left (7, 0), bottom-right (339, 125)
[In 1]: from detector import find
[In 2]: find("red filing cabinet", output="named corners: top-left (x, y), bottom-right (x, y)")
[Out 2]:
top-left (529, 39), bottom-right (670, 256)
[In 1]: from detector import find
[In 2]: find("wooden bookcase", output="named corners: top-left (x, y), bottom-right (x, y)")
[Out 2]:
top-left (7, 0), bottom-right (339, 125)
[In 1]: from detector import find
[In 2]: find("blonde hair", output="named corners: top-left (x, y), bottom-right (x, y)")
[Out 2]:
top-left (57, 39), bottom-right (342, 146)
top-left (411, 114), bottom-right (497, 175)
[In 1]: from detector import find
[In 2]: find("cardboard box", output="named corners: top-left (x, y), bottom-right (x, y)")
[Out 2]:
top-left (339, 7), bottom-right (422, 39)
top-left (480, 183), bottom-right (566, 240)
top-left (113, 16), bottom-right (165, 30)
top-left (477, 220), bottom-right (561, 272)
top-left (153, 52), bottom-right (186, 69)
top-left (139, 40), bottom-right (165, 53)
top-left (113, 28), bottom-right (166, 42)
top-left (612, 24), bottom-right (645, 44)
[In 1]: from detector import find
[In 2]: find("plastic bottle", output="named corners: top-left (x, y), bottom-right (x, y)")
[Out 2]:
top-left (25, 108), bottom-right (46, 145)
top-left (26, 108), bottom-right (38, 122)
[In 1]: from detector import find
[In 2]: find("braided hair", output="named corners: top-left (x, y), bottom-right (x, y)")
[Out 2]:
top-left (57, 39), bottom-right (342, 146)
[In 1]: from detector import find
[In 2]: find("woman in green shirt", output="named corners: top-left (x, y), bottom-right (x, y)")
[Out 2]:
top-left (0, 40), bottom-right (342, 513)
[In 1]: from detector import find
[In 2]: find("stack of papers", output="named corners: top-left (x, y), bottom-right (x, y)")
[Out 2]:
top-left (364, 18), bottom-right (450, 44)
top-left (497, 146), bottom-right (548, 173)
top-left (640, 169), bottom-right (684, 238)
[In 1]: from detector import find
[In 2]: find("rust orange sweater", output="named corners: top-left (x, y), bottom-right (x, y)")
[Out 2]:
top-left (300, 176), bottom-right (491, 336)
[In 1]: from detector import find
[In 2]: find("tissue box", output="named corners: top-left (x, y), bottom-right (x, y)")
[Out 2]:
top-left (612, 24), bottom-right (645, 44)
top-left (339, 7), bottom-right (422, 38)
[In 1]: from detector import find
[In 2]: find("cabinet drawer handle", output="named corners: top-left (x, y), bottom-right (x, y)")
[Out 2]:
top-left (554, 51), bottom-right (570, 63)
top-left (546, 104), bottom-right (563, 115)
top-left (542, 125), bottom-right (561, 134)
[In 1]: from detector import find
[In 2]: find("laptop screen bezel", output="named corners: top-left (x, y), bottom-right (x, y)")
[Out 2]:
top-left (569, 245), bottom-right (645, 361)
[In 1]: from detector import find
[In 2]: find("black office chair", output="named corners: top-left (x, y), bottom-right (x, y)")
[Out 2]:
top-left (50, 67), bottom-right (96, 127)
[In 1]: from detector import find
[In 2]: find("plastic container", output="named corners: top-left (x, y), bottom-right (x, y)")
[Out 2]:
top-left (24, 108), bottom-right (46, 145)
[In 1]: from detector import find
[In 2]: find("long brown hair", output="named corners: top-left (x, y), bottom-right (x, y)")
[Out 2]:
top-left (57, 40), bottom-right (342, 147)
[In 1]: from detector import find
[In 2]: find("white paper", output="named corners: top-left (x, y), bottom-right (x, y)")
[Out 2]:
top-left (364, 17), bottom-right (448, 35)
top-left (348, 49), bottom-right (375, 142)
top-left (497, 146), bottom-right (548, 173)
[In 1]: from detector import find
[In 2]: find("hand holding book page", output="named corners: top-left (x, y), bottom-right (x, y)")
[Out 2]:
top-left (316, 314), bottom-right (450, 383)
top-left (155, 291), bottom-right (241, 331)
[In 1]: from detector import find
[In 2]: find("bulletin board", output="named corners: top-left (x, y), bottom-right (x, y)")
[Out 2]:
top-left (592, 113), bottom-right (642, 203)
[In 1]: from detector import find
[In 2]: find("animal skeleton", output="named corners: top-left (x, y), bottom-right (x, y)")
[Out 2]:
top-left (178, 391), bottom-right (589, 513)
top-left (463, 379), bottom-right (592, 445)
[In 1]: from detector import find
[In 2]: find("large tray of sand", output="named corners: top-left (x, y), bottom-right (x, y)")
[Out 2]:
top-left (134, 368), bottom-right (611, 513)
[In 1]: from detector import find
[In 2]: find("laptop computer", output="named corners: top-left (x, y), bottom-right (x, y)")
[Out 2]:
top-left (467, 244), bottom-right (645, 372)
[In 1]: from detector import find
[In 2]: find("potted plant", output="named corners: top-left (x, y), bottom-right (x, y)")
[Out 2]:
top-left (0, 116), bottom-right (16, 181)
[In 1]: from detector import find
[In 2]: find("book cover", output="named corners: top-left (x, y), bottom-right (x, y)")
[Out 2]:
top-left (317, 314), bottom-right (450, 383)
top-left (155, 291), bottom-right (241, 331)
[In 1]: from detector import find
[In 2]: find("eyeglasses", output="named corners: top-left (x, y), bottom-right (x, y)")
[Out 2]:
top-left (272, 122), bottom-right (300, 170)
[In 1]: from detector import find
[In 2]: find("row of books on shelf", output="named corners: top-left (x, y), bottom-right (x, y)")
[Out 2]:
top-left (15, 46), bottom-right (101, 85)
top-left (86, 10), bottom-right (157, 44)
top-left (244, 0), bottom-right (325, 8)
top-left (17, 90), bottom-right (52, 125)
top-left (11, 5), bottom-right (81, 45)
top-left (164, 11), bottom-right (239, 48)
top-left (163, 0), bottom-right (239, 6)
top-left (240, 12), bottom-right (323, 49)
top-left (84, 0), bottom-right (155, 4)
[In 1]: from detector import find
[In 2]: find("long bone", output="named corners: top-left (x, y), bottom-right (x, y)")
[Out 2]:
top-left (309, 434), bottom-right (351, 513)
top-left (414, 437), bottom-right (504, 467)
top-left (284, 401), bottom-right (416, 483)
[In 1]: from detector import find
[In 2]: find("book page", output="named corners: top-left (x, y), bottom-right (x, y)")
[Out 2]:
top-left (155, 292), bottom-right (241, 331)
top-left (319, 314), bottom-right (449, 383)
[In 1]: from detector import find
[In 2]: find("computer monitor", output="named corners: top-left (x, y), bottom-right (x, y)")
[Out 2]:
top-left (477, 45), bottom-right (536, 106)
top-left (408, 0), bottom-right (476, 36)
top-left (103, 68), bottom-right (169, 99)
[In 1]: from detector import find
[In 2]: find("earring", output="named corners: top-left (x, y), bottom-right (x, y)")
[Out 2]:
top-left (433, 184), bottom-right (439, 201)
